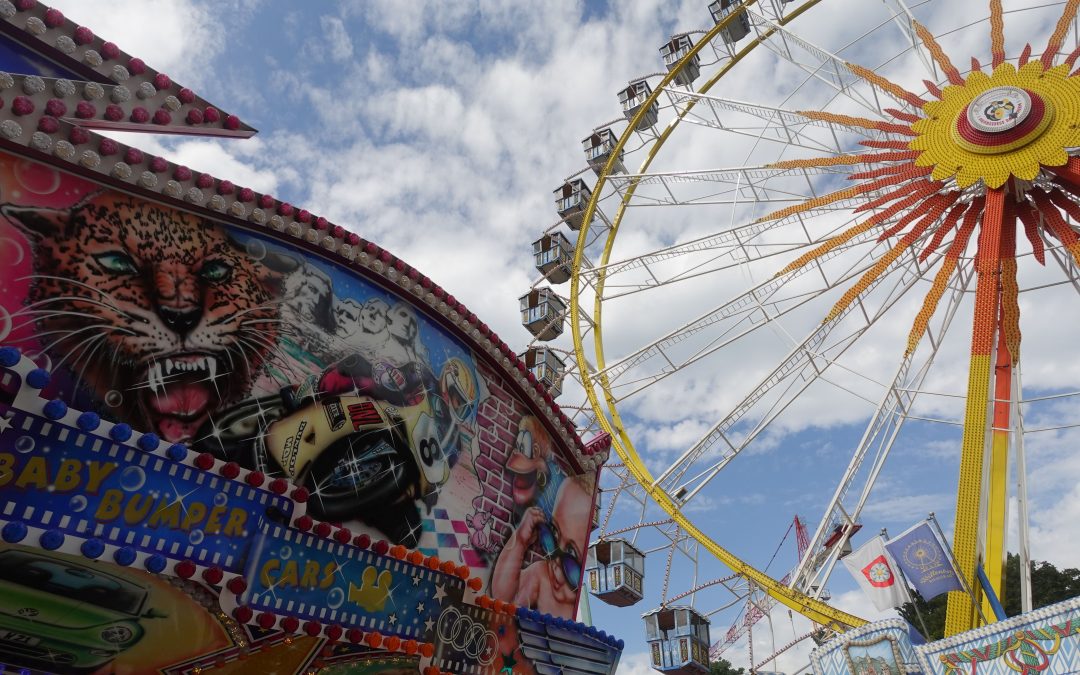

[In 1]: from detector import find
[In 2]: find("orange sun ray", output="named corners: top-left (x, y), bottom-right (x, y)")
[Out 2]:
top-left (824, 196), bottom-right (955, 322)
top-left (919, 199), bottom-right (968, 261)
top-left (1049, 156), bottom-right (1080, 186)
top-left (796, 110), bottom-right (916, 136)
top-left (846, 63), bottom-right (928, 108)
top-left (854, 174), bottom-right (937, 213)
top-left (1014, 200), bottom-right (1045, 265)
top-left (906, 199), bottom-right (980, 354)
top-left (1032, 190), bottom-right (1080, 266)
top-left (849, 163), bottom-right (923, 181)
top-left (774, 183), bottom-right (942, 277)
top-left (1018, 43), bottom-right (1032, 66)
top-left (913, 20), bottom-right (965, 85)
top-left (885, 108), bottom-right (920, 124)
top-left (1066, 43), bottom-right (1080, 70)
top-left (990, 0), bottom-right (1005, 67)
top-left (756, 166), bottom-right (930, 223)
top-left (860, 139), bottom-right (912, 150)
top-left (878, 192), bottom-right (956, 241)
top-left (767, 149), bottom-right (922, 170)
top-left (1041, 0), bottom-right (1080, 68)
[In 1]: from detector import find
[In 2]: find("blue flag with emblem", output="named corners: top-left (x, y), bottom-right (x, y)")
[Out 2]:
top-left (884, 521), bottom-right (963, 601)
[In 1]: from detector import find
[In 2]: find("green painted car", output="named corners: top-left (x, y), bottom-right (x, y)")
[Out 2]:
top-left (0, 549), bottom-right (166, 673)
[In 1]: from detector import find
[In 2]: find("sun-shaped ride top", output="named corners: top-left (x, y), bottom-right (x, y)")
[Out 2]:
top-left (746, 0), bottom-right (1080, 636)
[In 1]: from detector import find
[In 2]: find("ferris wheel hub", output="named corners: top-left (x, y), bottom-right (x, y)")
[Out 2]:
top-left (911, 62), bottom-right (1080, 188)
top-left (954, 86), bottom-right (1053, 155)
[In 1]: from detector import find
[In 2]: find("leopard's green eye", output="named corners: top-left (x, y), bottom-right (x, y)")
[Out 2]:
top-left (93, 252), bottom-right (139, 275)
top-left (199, 259), bottom-right (233, 283)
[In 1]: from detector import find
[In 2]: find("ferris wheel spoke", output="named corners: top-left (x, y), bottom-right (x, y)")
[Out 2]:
top-left (597, 253), bottom-right (877, 399)
top-left (595, 211), bottom-right (930, 398)
top-left (596, 181), bottom-right (941, 302)
top-left (744, 5), bottom-right (904, 117)
top-left (605, 165), bottom-right (856, 209)
top-left (578, 192), bottom-right (899, 296)
top-left (654, 239), bottom-right (945, 503)
top-left (791, 256), bottom-right (974, 597)
top-left (880, 0), bottom-right (943, 83)
top-left (662, 91), bottom-right (897, 155)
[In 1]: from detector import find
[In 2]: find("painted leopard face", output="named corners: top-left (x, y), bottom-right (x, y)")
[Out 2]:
top-left (4, 191), bottom-right (293, 443)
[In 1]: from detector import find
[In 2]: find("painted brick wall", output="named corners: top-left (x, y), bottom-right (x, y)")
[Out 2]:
top-left (475, 359), bottom-right (580, 565)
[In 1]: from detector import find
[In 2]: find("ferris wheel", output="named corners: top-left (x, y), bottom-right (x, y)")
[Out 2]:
top-left (519, 0), bottom-right (1080, 669)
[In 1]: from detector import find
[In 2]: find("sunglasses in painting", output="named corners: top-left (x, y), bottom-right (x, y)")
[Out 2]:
top-left (536, 520), bottom-right (581, 592)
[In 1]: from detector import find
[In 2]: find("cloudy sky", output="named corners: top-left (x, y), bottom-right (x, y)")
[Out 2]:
top-left (39, 0), bottom-right (1080, 671)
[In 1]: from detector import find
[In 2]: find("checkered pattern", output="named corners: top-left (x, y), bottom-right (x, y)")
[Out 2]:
top-left (417, 508), bottom-right (486, 569)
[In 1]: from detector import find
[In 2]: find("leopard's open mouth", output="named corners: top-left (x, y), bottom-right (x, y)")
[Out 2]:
top-left (141, 353), bottom-right (223, 443)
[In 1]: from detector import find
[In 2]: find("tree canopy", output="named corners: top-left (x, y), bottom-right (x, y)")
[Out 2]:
top-left (709, 656), bottom-right (746, 675)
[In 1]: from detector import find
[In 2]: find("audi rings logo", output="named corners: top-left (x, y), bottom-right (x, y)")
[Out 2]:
top-left (436, 606), bottom-right (499, 665)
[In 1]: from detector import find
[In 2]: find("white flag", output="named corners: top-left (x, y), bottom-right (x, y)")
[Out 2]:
top-left (842, 536), bottom-right (910, 611)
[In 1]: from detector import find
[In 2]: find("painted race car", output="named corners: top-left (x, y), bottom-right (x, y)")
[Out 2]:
top-left (197, 356), bottom-right (481, 547)
top-left (261, 388), bottom-right (456, 546)
top-left (0, 548), bottom-right (166, 673)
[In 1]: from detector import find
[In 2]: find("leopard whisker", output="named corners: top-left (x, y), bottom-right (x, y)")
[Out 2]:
top-left (235, 333), bottom-right (297, 376)
top-left (8, 321), bottom-right (113, 339)
top-left (220, 346), bottom-right (237, 377)
top-left (52, 331), bottom-right (112, 373)
top-left (36, 324), bottom-right (136, 363)
top-left (74, 335), bottom-right (110, 393)
top-left (234, 335), bottom-right (303, 386)
top-left (16, 276), bottom-right (127, 310)
top-left (9, 314), bottom-right (107, 337)
top-left (12, 300), bottom-right (126, 319)
top-left (239, 318), bottom-right (288, 326)
top-left (227, 342), bottom-right (255, 387)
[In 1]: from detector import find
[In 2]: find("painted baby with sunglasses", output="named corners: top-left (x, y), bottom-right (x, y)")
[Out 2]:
top-left (490, 475), bottom-right (593, 617)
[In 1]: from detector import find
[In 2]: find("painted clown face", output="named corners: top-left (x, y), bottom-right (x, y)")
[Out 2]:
top-left (506, 416), bottom-right (550, 506)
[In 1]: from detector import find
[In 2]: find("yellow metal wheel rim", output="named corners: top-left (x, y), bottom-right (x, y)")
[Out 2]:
top-left (568, 0), bottom-right (866, 631)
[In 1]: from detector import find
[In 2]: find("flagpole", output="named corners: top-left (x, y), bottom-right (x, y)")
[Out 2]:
top-left (881, 527), bottom-right (933, 635)
top-left (929, 513), bottom-right (988, 625)
top-left (882, 527), bottom-right (931, 640)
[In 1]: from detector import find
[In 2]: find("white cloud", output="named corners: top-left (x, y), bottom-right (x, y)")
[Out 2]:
top-left (320, 15), bottom-right (354, 63)
top-left (45, 0), bottom-right (254, 89)
top-left (616, 652), bottom-right (659, 675)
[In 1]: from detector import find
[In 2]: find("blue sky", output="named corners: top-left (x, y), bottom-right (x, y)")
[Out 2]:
top-left (42, 1), bottom-right (1080, 672)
